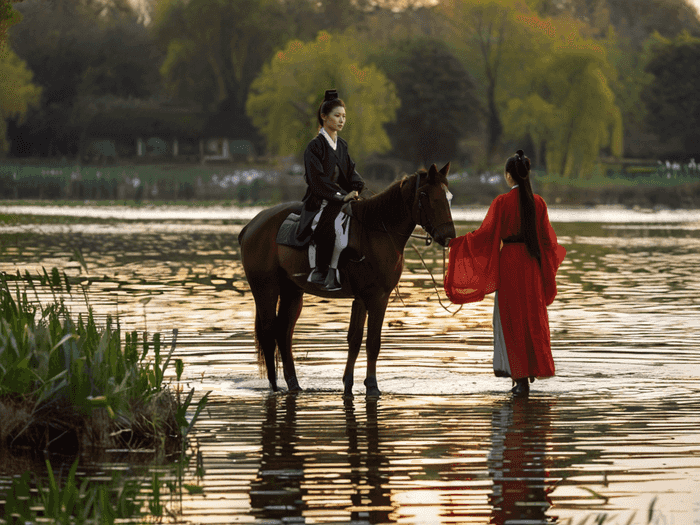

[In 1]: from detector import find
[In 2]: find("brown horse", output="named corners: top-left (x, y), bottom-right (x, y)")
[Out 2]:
top-left (238, 162), bottom-right (455, 396)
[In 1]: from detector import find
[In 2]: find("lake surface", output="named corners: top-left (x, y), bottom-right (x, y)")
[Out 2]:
top-left (1, 204), bottom-right (699, 524)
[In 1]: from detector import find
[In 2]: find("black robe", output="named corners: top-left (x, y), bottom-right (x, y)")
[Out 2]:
top-left (295, 134), bottom-right (364, 244)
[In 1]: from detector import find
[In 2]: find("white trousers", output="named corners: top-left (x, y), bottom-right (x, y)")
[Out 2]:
top-left (308, 200), bottom-right (350, 270)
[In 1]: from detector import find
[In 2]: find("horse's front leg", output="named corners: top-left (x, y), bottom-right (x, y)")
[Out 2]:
top-left (343, 298), bottom-right (367, 398)
top-left (364, 295), bottom-right (390, 397)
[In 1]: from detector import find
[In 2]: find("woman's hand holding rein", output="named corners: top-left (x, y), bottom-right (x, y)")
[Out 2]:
top-left (343, 190), bottom-right (360, 202)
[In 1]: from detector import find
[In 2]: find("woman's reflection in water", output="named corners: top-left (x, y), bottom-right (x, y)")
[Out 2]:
top-left (488, 397), bottom-right (555, 524)
top-left (249, 394), bottom-right (393, 523)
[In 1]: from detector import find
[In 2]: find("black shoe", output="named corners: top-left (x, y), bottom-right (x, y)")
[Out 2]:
top-left (308, 267), bottom-right (327, 286)
top-left (324, 268), bottom-right (342, 291)
top-left (511, 378), bottom-right (530, 397)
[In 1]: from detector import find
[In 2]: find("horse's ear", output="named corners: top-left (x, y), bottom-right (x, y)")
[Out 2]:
top-left (440, 162), bottom-right (451, 177)
top-left (428, 163), bottom-right (439, 182)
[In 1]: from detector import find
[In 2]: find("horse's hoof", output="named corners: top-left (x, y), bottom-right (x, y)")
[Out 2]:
top-left (364, 378), bottom-right (381, 397)
top-left (286, 378), bottom-right (303, 392)
top-left (343, 380), bottom-right (354, 398)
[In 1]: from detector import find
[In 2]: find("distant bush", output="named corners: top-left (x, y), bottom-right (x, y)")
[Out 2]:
top-left (0, 163), bottom-right (282, 203)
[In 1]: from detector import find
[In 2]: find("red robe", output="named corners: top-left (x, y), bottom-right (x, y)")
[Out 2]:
top-left (444, 188), bottom-right (566, 379)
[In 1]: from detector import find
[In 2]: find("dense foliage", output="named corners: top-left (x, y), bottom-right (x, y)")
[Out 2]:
top-left (3, 0), bottom-right (700, 174)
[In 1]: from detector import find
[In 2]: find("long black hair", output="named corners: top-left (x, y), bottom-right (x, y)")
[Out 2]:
top-left (505, 150), bottom-right (540, 263)
top-left (317, 89), bottom-right (345, 127)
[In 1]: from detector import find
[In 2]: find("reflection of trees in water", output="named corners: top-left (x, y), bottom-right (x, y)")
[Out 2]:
top-left (488, 397), bottom-right (554, 525)
top-left (249, 395), bottom-right (393, 523)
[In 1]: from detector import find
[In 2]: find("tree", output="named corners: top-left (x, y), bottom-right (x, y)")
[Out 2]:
top-left (527, 0), bottom-right (700, 160)
top-left (504, 43), bottom-right (623, 177)
top-left (7, 0), bottom-right (161, 156)
top-left (437, 0), bottom-right (543, 163)
top-left (152, 0), bottom-right (322, 141)
top-left (641, 32), bottom-right (700, 158)
top-left (0, 43), bottom-right (41, 154)
top-left (0, 0), bottom-right (21, 47)
top-left (371, 38), bottom-right (482, 167)
top-left (246, 31), bottom-right (400, 160)
top-left (532, 0), bottom-right (700, 50)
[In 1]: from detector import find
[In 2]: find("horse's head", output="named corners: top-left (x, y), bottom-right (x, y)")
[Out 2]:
top-left (414, 162), bottom-right (456, 247)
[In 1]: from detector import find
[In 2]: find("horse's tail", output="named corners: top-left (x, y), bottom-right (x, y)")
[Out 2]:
top-left (254, 308), bottom-right (277, 377)
top-left (254, 311), bottom-right (265, 376)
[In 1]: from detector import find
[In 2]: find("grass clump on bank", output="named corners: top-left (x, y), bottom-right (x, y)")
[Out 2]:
top-left (0, 268), bottom-right (208, 456)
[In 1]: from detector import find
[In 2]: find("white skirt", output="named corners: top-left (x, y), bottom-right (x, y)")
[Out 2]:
top-left (493, 291), bottom-right (512, 377)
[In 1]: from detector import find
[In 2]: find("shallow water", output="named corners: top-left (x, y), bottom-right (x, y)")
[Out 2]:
top-left (1, 205), bottom-right (699, 524)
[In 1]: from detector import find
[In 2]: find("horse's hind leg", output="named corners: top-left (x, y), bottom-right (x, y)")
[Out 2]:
top-left (276, 282), bottom-right (304, 392)
top-left (343, 298), bottom-right (367, 398)
top-left (251, 282), bottom-right (281, 391)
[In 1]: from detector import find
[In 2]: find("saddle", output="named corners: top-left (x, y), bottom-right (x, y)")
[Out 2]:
top-left (276, 204), bottom-right (360, 267)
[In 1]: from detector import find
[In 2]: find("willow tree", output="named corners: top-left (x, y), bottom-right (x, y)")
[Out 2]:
top-left (246, 31), bottom-right (400, 160)
top-left (0, 44), bottom-right (41, 154)
top-left (505, 42), bottom-right (623, 178)
top-left (437, 0), bottom-right (542, 162)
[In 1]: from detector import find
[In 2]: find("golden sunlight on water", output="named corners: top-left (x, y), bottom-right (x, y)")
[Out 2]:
top-left (1, 207), bottom-right (700, 523)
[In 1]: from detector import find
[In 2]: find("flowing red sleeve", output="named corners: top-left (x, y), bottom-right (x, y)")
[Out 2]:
top-left (444, 196), bottom-right (504, 304)
top-left (536, 196), bottom-right (566, 305)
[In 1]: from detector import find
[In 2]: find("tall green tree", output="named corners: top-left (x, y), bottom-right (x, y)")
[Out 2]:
top-left (505, 43), bottom-right (623, 177)
top-left (642, 32), bottom-right (700, 158)
top-left (8, 0), bottom-right (161, 156)
top-left (437, 0), bottom-right (543, 163)
top-left (152, 0), bottom-right (312, 137)
top-left (246, 31), bottom-right (399, 160)
top-left (0, 43), bottom-right (41, 154)
top-left (0, 0), bottom-right (21, 47)
top-left (533, 0), bottom-right (700, 50)
top-left (371, 38), bottom-right (482, 167)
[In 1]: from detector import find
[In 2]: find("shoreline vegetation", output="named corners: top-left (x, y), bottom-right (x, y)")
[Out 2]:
top-left (1, 160), bottom-right (700, 209)
top-left (0, 268), bottom-right (209, 523)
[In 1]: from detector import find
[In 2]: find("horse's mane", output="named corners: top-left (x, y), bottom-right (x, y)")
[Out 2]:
top-left (352, 170), bottom-right (425, 228)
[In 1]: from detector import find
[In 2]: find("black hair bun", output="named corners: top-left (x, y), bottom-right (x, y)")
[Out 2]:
top-left (324, 89), bottom-right (339, 101)
top-left (516, 149), bottom-right (525, 158)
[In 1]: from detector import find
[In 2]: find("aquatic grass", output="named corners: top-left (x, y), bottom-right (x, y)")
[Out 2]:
top-left (0, 268), bottom-right (209, 454)
top-left (561, 496), bottom-right (660, 525)
top-left (1, 455), bottom-right (197, 524)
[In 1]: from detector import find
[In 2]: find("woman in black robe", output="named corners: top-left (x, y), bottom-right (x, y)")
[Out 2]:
top-left (296, 89), bottom-right (364, 291)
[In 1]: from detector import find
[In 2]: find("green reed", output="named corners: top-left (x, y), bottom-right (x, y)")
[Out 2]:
top-left (0, 267), bottom-right (209, 523)
top-left (0, 267), bottom-right (209, 452)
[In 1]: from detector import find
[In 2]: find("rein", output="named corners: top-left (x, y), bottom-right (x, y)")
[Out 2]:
top-left (360, 177), bottom-right (459, 315)
top-left (362, 176), bottom-right (434, 245)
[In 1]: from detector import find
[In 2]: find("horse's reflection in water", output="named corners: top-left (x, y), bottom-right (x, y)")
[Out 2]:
top-left (488, 397), bottom-right (554, 525)
top-left (249, 395), bottom-right (392, 523)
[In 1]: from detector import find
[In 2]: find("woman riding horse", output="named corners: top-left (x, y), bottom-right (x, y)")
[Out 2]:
top-left (296, 89), bottom-right (365, 292)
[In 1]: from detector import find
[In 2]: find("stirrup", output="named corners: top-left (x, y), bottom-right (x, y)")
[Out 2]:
top-left (308, 267), bottom-right (326, 286)
top-left (324, 268), bottom-right (342, 291)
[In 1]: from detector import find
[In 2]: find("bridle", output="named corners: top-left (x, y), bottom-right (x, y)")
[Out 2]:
top-left (413, 171), bottom-right (435, 246)
top-left (367, 173), bottom-right (461, 314)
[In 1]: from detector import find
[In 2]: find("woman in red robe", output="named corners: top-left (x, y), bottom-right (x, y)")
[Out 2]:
top-left (444, 150), bottom-right (566, 396)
